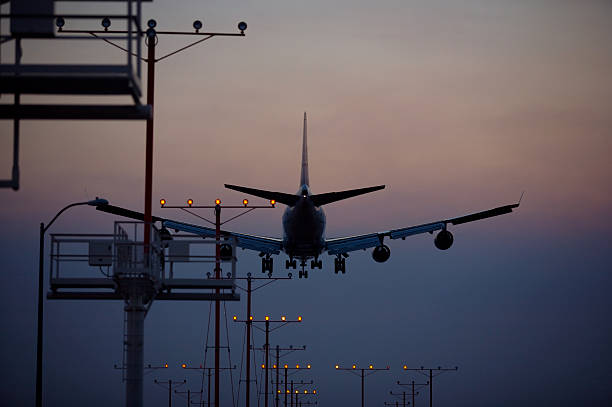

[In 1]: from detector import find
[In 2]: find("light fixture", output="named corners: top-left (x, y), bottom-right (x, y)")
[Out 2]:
top-left (55, 17), bottom-right (65, 29)
top-left (101, 17), bottom-right (111, 30)
top-left (238, 21), bottom-right (247, 33)
top-left (193, 20), bottom-right (203, 32)
top-left (147, 19), bottom-right (157, 28)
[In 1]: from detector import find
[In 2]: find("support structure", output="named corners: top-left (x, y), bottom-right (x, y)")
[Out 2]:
top-left (154, 379), bottom-right (187, 407)
top-left (401, 366), bottom-right (458, 407)
top-left (334, 364), bottom-right (389, 407)
top-left (265, 360), bottom-right (309, 407)
top-left (396, 380), bottom-right (428, 407)
top-left (181, 365), bottom-right (236, 407)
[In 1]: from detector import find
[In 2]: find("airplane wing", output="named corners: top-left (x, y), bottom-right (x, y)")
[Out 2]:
top-left (162, 219), bottom-right (283, 255)
top-left (95, 204), bottom-right (283, 255)
top-left (325, 201), bottom-right (520, 255)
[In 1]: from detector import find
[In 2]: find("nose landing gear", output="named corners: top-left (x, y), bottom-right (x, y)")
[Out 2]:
top-left (261, 255), bottom-right (273, 277)
top-left (334, 255), bottom-right (346, 274)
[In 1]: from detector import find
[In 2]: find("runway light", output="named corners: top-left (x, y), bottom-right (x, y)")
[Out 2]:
top-left (369, 365), bottom-right (373, 369)
top-left (335, 365), bottom-right (339, 369)
top-left (270, 199), bottom-right (276, 206)
top-left (193, 20), bottom-right (202, 32)
top-left (261, 364), bottom-right (265, 369)
top-left (249, 316), bottom-right (253, 321)
top-left (304, 390), bottom-right (308, 394)
top-left (297, 316), bottom-right (302, 322)
top-left (307, 364), bottom-right (311, 369)
top-left (164, 363), bottom-right (168, 368)
top-left (187, 199), bottom-right (193, 207)
top-left (284, 364), bottom-right (288, 369)
top-left (352, 364), bottom-right (356, 369)
top-left (101, 17), bottom-right (111, 30)
top-left (182, 363), bottom-right (187, 368)
top-left (403, 365), bottom-right (407, 370)
top-left (160, 199), bottom-right (166, 207)
top-left (286, 390), bottom-right (290, 394)
top-left (238, 21), bottom-right (247, 33)
top-left (277, 390), bottom-right (281, 394)
top-left (215, 199), bottom-right (221, 205)
top-left (296, 364), bottom-right (300, 369)
top-left (295, 390), bottom-right (298, 394)
top-left (233, 316), bottom-right (237, 321)
top-left (273, 364), bottom-right (277, 369)
top-left (281, 316), bottom-right (286, 321)
top-left (313, 390), bottom-right (317, 394)
top-left (265, 316), bottom-right (269, 321)
top-left (243, 199), bottom-right (249, 206)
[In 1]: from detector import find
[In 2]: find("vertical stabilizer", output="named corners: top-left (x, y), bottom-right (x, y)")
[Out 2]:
top-left (300, 112), bottom-right (309, 187)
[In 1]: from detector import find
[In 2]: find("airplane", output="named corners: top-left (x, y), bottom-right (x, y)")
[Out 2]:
top-left (163, 112), bottom-right (520, 278)
top-left (97, 113), bottom-right (520, 278)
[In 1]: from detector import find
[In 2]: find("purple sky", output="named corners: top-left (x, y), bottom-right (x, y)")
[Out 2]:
top-left (1, 1), bottom-right (611, 406)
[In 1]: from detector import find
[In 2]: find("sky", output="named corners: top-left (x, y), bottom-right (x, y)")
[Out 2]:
top-left (1, 0), bottom-right (611, 406)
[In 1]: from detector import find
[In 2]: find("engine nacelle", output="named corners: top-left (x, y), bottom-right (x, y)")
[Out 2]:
top-left (434, 230), bottom-right (454, 250)
top-left (372, 244), bottom-right (391, 263)
top-left (220, 243), bottom-right (233, 261)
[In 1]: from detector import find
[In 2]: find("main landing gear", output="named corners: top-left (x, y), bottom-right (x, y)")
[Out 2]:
top-left (261, 255), bottom-right (273, 277)
top-left (334, 255), bottom-right (346, 274)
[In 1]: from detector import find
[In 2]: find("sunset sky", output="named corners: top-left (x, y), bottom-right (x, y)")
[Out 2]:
top-left (1, 1), bottom-right (611, 406)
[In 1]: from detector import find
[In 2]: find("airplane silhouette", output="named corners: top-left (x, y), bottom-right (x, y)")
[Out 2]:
top-left (160, 113), bottom-right (520, 278)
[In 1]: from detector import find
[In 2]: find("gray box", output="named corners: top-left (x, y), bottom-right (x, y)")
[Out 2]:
top-left (89, 240), bottom-right (113, 266)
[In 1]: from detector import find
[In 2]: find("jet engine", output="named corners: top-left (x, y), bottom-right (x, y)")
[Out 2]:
top-left (220, 243), bottom-right (233, 261)
top-left (434, 230), bottom-right (454, 250)
top-left (372, 244), bottom-right (391, 263)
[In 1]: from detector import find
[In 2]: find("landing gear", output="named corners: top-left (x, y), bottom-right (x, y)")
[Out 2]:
top-left (298, 260), bottom-right (308, 279)
top-left (310, 258), bottom-right (322, 269)
top-left (285, 258), bottom-right (297, 269)
top-left (261, 256), bottom-right (273, 276)
top-left (334, 256), bottom-right (346, 274)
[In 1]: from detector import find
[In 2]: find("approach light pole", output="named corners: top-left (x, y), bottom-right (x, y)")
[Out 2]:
top-left (236, 315), bottom-right (303, 407)
top-left (36, 198), bottom-right (108, 407)
top-left (233, 274), bottom-right (293, 407)
top-left (161, 199), bottom-right (275, 407)
top-left (264, 360), bottom-right (309, 407)
top-left (396, 380), bottom-right (428, 407)
top-left (334, 364), bottom-right (389, 407)
top-left (180, 364), bottom-right (237, 407)
top-left (154, 379), bottom-right (187, 407)
top-left (401, 366), bottom-right (457, 407)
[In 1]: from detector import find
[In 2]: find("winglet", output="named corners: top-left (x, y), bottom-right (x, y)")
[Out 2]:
top-left (518, 191), bottom-right (525, 206)
top-left (300, 112), bottom-right (309, 187)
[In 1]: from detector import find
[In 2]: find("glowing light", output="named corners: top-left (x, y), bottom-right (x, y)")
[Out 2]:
top-left (215, 199), bottom-right (221, 205)
top-left (265, 316), bottom-right (269, 321)
top-left (187, 199), bottom-right (193, 206)
top-left (277, 390), bottom-right (281, 394)
top-left (182, 363), bottom-right (187, 368)
top-left (233, 316), bottom-right (237, 321)
top-left (286, 390), bottom-right (290, 394)
top-left (284, 364), bottom-right (288, 369)
top-left (297, 316), bottom-right (302, 322)
top-left (243, 199), bottom-right (249, 206)
top-left (304, 390), bottom-right (308, 394)
top-left (313, 390), bottom-right (317, 394)
top-left (352, 364), bottom-right (356, 369)
top-left (403, 365), bottom-right (407, 370)
top-left (295, 390), bottom-right (298, 394)
top-left (335, 365), bottom-right (339, 369)
top-left (160, 199), bottom-right (166, 206)
top-left (281, 316), bottom-right (286, 321)
top-left (273, 364), bottom-right (277, 369)
top-left (261, 364), bottom-right (265, 368)
top-left (296, 364), bottom-right (300, 369)
top-left (270, 199), bottom-right (276, 206)
top-left (307, 364), bottom-right (311, 369)
top-left (369, 365), bottom-right (373, 369)
top-left (164, 363), bottom-right (168, 368)
top-left (249, 316), bottom-right (253, 321)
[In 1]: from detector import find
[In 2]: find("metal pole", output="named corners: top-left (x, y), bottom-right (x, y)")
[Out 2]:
top-left (186, 389), bottom-right (190, 407)
top-left (36, 222), bottom-right (44, 407)
top-left (168, 379), bottom-right (172, 407)
top-left (275, 346), bottom-right (280, 407)
top-left (125, 295), bottom-right (146, 407)
top-left (265, 320), bottom-right (270, 407)
top-left (403, 391), bottom-right (406, 407)
top-left (412, 382), bottom-right (415, 407)
top-left (143, 31), bottom-right (155, 257)
top-left (284, 368), bottom-right (288, 407)
top-left (246, 277), bottom-right (251, 407)
top-left (290, 381), bottom-right (293, 407)
top-left (214, 204), bottom-right (221, 407)
top-left (361, 369), bottom-right (364, 407)
top-left (429, 370), bottom-right (432, 407)
top-left (208, 368), bottom-right (212, 407)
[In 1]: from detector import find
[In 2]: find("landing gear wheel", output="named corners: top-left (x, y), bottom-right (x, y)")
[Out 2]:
top-left (261, 257), bottom-right (273, 275)
top-left (334, 257), bottom-right (346, 274)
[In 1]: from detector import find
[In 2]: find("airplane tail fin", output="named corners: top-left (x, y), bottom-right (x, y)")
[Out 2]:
top-left (300, 112), bottom-right (309, 187)
top-left (225, 184), bottom-right (300, 206)
top-left (310, 185), bottom-right (385, 207)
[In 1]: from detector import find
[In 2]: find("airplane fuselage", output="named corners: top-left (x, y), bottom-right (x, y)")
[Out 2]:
top-left (282, 185), bottom-right (326, 259)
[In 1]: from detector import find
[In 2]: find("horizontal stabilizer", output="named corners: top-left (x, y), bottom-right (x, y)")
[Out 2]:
top-left (225, 184), bottom-right (300, 206)
top-left (311, 185), bottom-right (385, 207)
